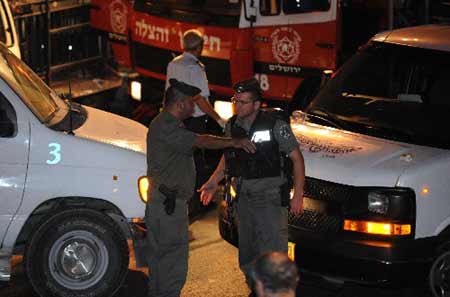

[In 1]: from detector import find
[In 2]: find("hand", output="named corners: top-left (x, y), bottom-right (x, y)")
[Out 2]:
top-left (232, 138), bottom-right (256, 153)
top-left (217, 118), bottom-right (227, 129)
top-left (289, 192), bottom-right (303, 215)
top-left (198, 180), bottom-right (219, 205)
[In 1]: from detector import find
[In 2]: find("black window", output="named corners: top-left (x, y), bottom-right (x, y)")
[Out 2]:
top-left (260, 0), bottom-right (281, 16)
top-left (0, 93), bottom-right (17, 138)
top-left (283, 0), bottom-right (330, 14)
top-left (134, 0), bottom-right (241, 27)
top-left (308, 42), bottom-right (450, 149)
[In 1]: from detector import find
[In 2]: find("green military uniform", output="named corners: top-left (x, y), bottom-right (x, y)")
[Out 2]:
top-left (226, 115), bottom-right (299, 278)
top-left (146, 110), bottom-right (197, 297)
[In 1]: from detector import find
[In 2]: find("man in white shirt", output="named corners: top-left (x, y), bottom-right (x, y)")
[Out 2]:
top-left (166, 29), bottom-right (226, 129)
top-left (166, 29), bottom-right (226, 215)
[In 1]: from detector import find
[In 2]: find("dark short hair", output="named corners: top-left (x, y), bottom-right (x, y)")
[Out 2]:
top-left (251, 252), bottom-right (299, 294)
top-left (163, 86), bottom-right (190, 108)
top-left (164, 78), bottom-right (201, 107)
top-left (233, 78), bottom-right (262, 101)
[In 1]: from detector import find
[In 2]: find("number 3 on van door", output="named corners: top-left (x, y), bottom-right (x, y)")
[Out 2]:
top-left (46, 143), bottom-right (61, 165)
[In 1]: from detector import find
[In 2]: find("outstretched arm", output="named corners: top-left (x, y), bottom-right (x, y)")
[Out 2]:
top-left (289, 147), bottom-right (305, 215)
top-left (198, 156), bottom-right (226, 205)
top-left (194, 135), bottom-right (256, 153)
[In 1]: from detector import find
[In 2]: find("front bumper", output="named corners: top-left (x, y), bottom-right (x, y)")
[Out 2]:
top-left (289, 226), bottom-right (435, 287)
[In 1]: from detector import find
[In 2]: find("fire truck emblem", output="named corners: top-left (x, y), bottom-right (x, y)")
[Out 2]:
top-left (109, 0), bottom-right (128, 34)
top-left (271, 27), bottom-right (302, 64)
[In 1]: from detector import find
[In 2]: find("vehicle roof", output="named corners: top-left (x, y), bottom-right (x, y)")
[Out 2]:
top-left (372, 25), bottom-right (450, 52)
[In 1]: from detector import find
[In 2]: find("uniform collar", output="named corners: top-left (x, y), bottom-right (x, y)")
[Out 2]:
top-left (234, 110), bottom-right (261, 131)
top-left (182, 52), bottom-right (198, 62)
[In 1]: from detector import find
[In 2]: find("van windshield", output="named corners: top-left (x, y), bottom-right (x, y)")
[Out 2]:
top-left (307, 42), bottom-right (450, 149)
top-left (0, 47), bottom-right (68, 125)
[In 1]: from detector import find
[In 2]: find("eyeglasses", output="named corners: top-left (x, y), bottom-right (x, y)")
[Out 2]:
top-left (231, 96), bottom-right (254, 105)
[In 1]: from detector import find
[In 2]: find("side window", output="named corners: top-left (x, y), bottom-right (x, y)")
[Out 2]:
top-left (0, 8), bottom-right (7, 44)
top-left (283, 0), bottom-right (330, 14)
top-left (260, 0), bottom-right (281, 15)
top-left (427, 74), bottom-right (450, 106)
top-left (0, 93), bottom-right (17, 138)
top-left (341, 47), bottom-right (407, 100)
top-left (405, 49), bottom-right (450, 107)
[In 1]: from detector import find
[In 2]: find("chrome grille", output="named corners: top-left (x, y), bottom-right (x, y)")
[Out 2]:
top-left (288, 177), bottom-right (355, 234)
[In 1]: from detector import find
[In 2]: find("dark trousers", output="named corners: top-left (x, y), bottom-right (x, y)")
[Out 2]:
top-left (145, 189), bottom-right (189, 297)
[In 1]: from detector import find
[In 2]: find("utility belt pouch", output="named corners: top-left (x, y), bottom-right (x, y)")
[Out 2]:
top-left (158, 184), bottom-right (177, 215)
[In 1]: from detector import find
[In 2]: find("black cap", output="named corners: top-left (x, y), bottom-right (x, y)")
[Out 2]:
top-left (233, 78), bottom-right (262, 100)
top-left (169, 78), bottom-right (201, 96)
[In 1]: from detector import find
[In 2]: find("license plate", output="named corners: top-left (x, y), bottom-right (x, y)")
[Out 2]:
top-left (288, 242), bottom-right (295, 261)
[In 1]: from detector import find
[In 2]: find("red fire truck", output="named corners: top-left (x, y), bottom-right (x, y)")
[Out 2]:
top-left (90, 0), bottom-right (448, 119)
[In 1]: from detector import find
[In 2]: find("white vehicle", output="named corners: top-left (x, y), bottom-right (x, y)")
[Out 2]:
top-left (0, 42), bottom-right (147, 297)
top-left (289, 25), bottom-right (450, 296)
top-left (218, 24), bottom-right (450, 296)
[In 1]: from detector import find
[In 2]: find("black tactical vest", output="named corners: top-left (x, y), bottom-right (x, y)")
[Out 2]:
top-left (225, 111), bottom-right (282, 179)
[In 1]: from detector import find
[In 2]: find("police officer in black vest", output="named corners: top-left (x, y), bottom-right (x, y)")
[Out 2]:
top-left (199, 78), bottom-right (305, 293)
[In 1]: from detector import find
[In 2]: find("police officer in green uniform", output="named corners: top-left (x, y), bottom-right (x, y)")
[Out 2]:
top-left (146, 78), bottom-right (255, 297)
top-left (199, 78), bottom-right (305, 293)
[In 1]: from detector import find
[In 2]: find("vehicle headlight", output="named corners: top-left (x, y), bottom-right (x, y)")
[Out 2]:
top-left (131, 81), bottom-right (142, 101)
top-left (214, 100), bottom-right (233, 120)
top-left (344, 187), bottom-right (415, 237)
top-left (138, 176), bottom-right (150, 203)
top-left (368, 191), bottom-right (389, 214)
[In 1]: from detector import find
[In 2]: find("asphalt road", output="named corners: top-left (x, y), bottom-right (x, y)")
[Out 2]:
top-left (0, 206), bottom-right (432, 297)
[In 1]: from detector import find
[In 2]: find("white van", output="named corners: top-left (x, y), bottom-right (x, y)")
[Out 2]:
top-left (219, 24), bottom-right (450, 297)
top-left (0, 42), bottom-right (147, 297)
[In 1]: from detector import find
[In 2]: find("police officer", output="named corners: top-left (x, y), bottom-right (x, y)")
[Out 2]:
top-left (146, 78), bottom-right (255, 297)
top-left (199, 78), bottom-right (305, 290)
top-left (166, 29), bottom-right (227, 213)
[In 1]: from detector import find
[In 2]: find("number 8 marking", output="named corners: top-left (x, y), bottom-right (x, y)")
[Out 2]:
top-left (46, 143), bottom-right (61, 165)
top-left (254, 74), bottom-right (270, 91)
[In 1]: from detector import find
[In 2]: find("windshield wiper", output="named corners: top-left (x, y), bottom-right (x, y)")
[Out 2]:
top-left (341, 92), bottom-right (393, 104)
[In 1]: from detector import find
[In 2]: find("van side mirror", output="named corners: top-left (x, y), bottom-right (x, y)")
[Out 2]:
top-left (243, 0), bottom-right (257, 22)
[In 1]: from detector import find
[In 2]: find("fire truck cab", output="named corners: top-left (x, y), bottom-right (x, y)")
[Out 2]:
top-left (91, 0), bottom-right (449, 123)
top-left (91, 0), bottom-right (340, 115)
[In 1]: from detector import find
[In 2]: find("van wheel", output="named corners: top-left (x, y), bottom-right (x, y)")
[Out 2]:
top-left (25, 209), bottom-right (129, 297)
top-left (429, 250), bottom-right (450, 297)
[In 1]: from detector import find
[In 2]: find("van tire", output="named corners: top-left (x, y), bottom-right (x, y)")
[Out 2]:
top-left (25, 208), bottom-right (129, 297)
top-left (429, 249), bottom-right (450, 297)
